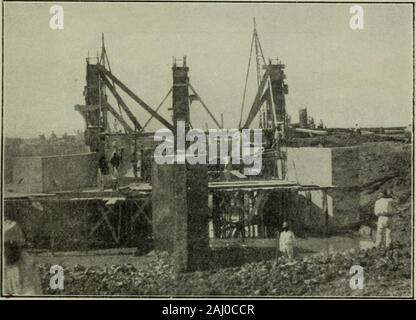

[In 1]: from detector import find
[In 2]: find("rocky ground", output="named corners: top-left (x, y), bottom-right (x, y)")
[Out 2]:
top-left (36, 138), bottom-right (412, 297)
top-left (9, 133), bottom-right (403, 297)
top-left (352, 142), bottom-right (411, 246)
top-left (39, 243), bottom-right (411, 296)
top-left (288, 132), bottom-right (407, 148)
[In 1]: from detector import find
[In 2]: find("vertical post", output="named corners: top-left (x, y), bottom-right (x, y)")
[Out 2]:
top-left (117, 202), bottom-right (122, 245)
top-left (129, 200), bottom-right (134, 246)
top-left (152, 58), bottom-right (209, 272)
top-left (84, 62), bottom-right (108, 153)
top-left (268, 63), bottom-right (288, 125)
top-left (212, 192), bottom-right (221, 238)
top-left (294, 190), bottom-right (300, 233)
top-left (171, 56), bottom-right (190, 273)
top-left (322, 189), bottom-right (329, 236)
top-left (172, 56), bottom-right (190, 129)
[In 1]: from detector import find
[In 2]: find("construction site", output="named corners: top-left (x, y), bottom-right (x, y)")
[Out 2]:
top-left (3, 14), bottom-right (412, 296)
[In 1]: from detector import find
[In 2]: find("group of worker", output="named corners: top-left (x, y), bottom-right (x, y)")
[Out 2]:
top-left (98, 144), bottom-right (144, 191)
top-left (276, 189), bottom-right (398, 262)
top-left (221, 184), bottom-right (397, 261)
top-left (97, 147), bottom-right (123, 191)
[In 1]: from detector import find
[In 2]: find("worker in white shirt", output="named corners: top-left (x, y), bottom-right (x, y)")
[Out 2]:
top-left (374, 190), bottom-right (395, 248)
top-left (4, 219), bottom-right (42, 296)
top-left (279, 222), bottom-right (296, 260)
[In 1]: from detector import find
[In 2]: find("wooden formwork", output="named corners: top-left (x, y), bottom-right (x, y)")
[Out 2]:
top-left (3, 193), bottom-right (152, 251)
top-left (209, 182), bottom-right (332, 240)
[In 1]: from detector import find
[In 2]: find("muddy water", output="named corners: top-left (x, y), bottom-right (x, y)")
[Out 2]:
top-left (210, 235), bottom-right (376, 255)
top-left (31, 236), bottom-right (375, 269)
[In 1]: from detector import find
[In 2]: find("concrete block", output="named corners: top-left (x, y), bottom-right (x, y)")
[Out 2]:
top-left (42, 152), bottom-right (98, 192)
top-left (286, 147), bottom-right (332, 186)
top-left (152, 161), bottom-right (209, 272)
top-left (152, 163), bottom-right (176, 252)
top-left (286, 143), bottom-right (406, 231)
top-left (4, 158), bottom-right (14, 184)
top-left (12, 157), bottom-right (43, 193)
top-left (11, 152), bottom-right (98, 193)
top-left (186, 163), bottom-right (210, 271)
top-left (287, 147), bottom-right (361, 230)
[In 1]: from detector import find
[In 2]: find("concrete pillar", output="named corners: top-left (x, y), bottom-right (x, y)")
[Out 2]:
top-left (322, 189), bottom-right (329, 236)
top-left (152, 163), bottom-right (175, 252)
top-left (152, 162), bottom-right (209, 272)
top-left (152, 58), bottom-right (209, 272)
top-left (268, 63), bottom-right (288, 123)
top-left (172, 56), bottom-right (190, 128)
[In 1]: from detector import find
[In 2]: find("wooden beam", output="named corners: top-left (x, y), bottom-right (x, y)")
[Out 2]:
top-left (141, 88), bottom-right (172, 132)
top-left (99, 75), bottom-right (142, 130)
top-left (74, 104), bottom-right (105, 112)
top-left (103, 102), bottom-right (133, 133)
top-left (322, 190), bottom-right (329, 236)
top-left (295, 128), bottom-right (329, 136)
top-left (242, 70), bottom-right (270, 129)
top-left (188, 83), bottom-right (222, 129)
top-left (260, 87), bottom-right (270, 108)
top-left (97, 65), bottom-right (174, 131)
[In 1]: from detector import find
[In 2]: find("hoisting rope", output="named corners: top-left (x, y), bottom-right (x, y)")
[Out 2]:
top-left (239, 19), bottom-right (268, 130)
top-left (253, 25), bottom-right (267, 128)
top-left (140, 87), bottom-right (173, 132)
top-left (188, 83), bottom-right (222, 129)
top-left (100, 35), bottom-right (129, 133)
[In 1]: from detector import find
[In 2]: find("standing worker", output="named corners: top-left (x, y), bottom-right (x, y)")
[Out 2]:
top-left (98, 154), bottom-right (109, 191)
top-left (404, 124), bottom-right (411, 143)
top-left (250, 212), bottom-right (260, 238)
top-left (110, 147), bottom-right (123, 191)
top-left (4, 220), bottom-right (42, 296)
top-left (374, 190), bottom-right (395, 248)
top-left (279, 222), bottom-right (296, 260)
top-left (130, 151), bottom-right (139, 180)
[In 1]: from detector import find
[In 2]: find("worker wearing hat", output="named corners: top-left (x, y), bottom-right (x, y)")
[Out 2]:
top-left (279, 222), bottom-right (296, 260)
top-left (374, 190), bottom-right (396, 248)
top-left (4, 219), bottom-right (42, 296)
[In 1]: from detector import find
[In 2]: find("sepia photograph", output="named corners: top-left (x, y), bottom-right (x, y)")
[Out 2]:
top-left (1, 1), bottom-right (414, 300)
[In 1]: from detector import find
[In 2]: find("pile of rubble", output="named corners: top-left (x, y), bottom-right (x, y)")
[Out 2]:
top-left (40, 243), bottom-right (411, 296)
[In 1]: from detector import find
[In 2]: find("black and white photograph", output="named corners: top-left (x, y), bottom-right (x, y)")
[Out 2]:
top-left (1, 1), bottom-right (414, 300)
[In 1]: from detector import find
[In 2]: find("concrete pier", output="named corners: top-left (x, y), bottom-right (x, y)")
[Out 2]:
top-left (152, 58), bottom-right (209, 272)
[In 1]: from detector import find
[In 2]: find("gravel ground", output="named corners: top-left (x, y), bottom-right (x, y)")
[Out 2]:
top-left (38, 242), bottom-right (411, 297)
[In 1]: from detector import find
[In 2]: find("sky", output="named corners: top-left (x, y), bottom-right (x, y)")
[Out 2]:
top-left (3, 2), bottom-right (414, 138)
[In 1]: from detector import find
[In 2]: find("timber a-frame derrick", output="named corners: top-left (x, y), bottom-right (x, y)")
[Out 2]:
top-left (241, 61), bottom-right (288, 130)
top-left (75, 37), bottom-right (222, 154)
top-left (239, 19), bottom-right (288, 132)
top-left (96, 64), bottom-right (173, 131)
